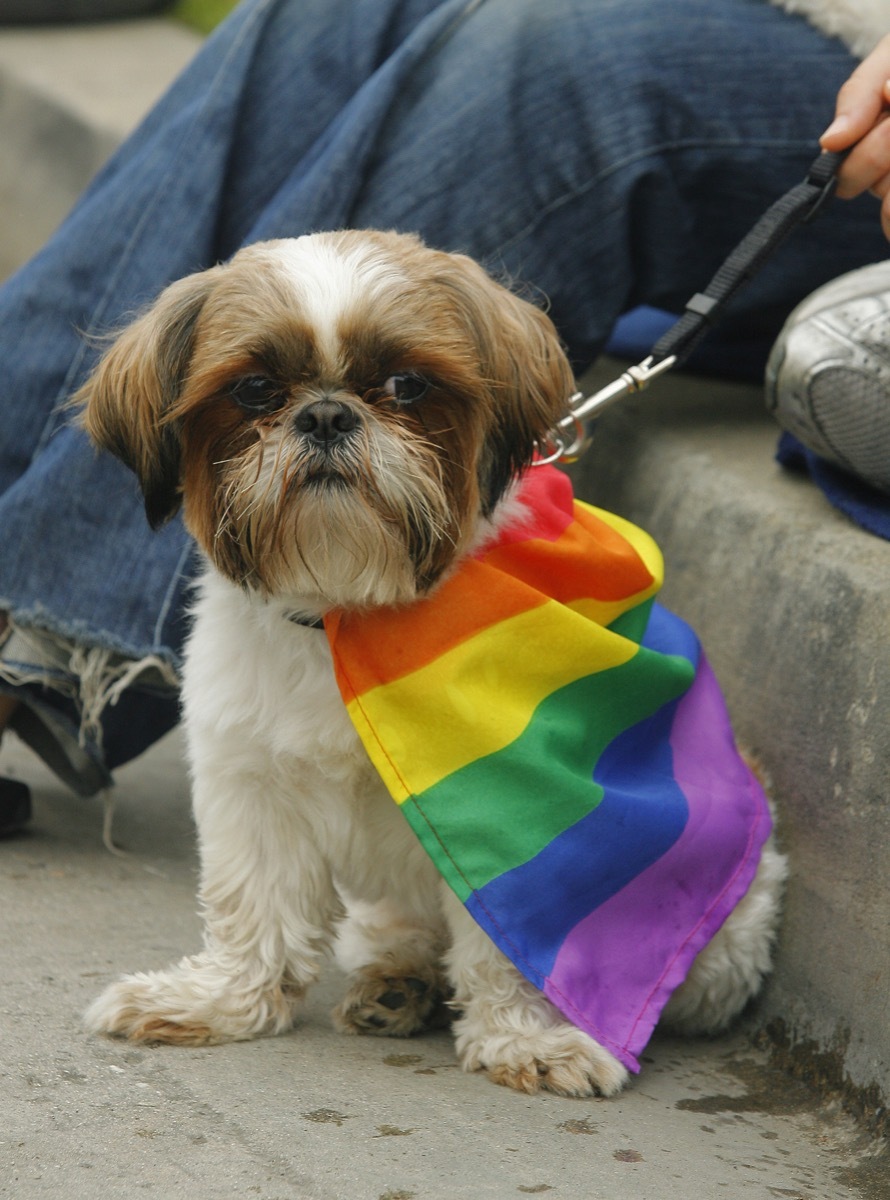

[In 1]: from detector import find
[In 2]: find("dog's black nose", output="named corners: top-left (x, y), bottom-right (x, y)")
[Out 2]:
top-left (295, 399), bottom-right (359, 446)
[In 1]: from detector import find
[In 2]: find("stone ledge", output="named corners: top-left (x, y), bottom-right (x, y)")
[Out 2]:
top-left (569, 360), bottom-right (890, 1108)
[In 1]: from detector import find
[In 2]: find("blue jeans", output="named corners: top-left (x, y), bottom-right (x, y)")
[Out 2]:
top-left (0, 0), bottom-right (883, 789)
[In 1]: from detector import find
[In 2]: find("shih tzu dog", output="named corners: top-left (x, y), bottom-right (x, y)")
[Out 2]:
top-left (81, 230), bottom-right (785, 1097)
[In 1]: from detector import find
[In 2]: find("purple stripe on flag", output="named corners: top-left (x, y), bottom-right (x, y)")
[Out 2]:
top-left (543, 650), bottom-right (771, 1072)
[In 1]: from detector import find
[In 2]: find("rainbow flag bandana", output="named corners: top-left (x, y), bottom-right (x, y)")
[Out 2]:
top-left (325, 466), bottom-right (771, 1072)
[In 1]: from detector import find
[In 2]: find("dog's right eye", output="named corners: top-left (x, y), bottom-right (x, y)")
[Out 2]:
top-left (230, 376), bottom-right (285, 414)
top-left (382, 373), bottom-right (429, 405)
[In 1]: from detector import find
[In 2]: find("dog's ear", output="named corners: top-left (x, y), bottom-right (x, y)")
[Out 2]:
top-left (77, 268), bottom-right (219, 529)
top-left (476, 284), bottom-right (576, 513)
top-left (432, 254), bottom-right (576, 514)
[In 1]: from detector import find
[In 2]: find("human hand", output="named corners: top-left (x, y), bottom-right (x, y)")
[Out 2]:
top-left (821, 34), bottom-right (890, 237)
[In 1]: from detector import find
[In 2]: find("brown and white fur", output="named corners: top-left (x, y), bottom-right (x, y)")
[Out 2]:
top-left (81, 230), bottom-right (786, 1097)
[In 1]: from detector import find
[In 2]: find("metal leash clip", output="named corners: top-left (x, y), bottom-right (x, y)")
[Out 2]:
top-left (534, 353), bottom-right (677, 466)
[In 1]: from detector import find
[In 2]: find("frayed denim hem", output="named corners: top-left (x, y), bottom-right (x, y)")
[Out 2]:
top-left (0, 618), bottom-right (179, 797)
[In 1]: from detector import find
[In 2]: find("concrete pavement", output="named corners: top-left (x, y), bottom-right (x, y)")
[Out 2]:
top-left (1, 730), bottom-right (887, 1200)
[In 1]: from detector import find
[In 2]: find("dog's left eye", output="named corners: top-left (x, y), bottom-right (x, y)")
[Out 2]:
top-left (230, 376), bottom-right (285, 414)
top-left (381, 373), bottom-right (429, 405)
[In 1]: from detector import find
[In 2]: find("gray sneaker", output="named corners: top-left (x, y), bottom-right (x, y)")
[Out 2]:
top-left (765, 261), bottom-right (890, 495)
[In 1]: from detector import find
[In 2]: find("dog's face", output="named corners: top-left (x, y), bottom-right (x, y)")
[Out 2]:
top-left (80, 231), bottom-right (574, 610)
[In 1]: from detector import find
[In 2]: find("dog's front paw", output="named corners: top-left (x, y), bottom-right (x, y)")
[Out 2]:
top-left (85, 955), bottom-right (302, 1046)
top-left (85, 974), bottom-right (223, 1045)
top-left (456, 1024), bottom-right (628, 1098)
top-left (332, 963), bottom-right (452, 1038)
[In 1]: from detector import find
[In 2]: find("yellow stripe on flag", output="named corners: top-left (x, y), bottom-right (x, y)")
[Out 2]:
top-left (344, 597), bottom-right (641, 803)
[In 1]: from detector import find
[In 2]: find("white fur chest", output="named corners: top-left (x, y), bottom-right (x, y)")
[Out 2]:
top-left (178, 571), bottom-right (435, 904)
top-left (182, 572), bottom-right (360, 768)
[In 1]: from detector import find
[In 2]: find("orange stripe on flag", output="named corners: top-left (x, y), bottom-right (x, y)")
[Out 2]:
top-left (483, 503), bottom-right (656, 606)
top-left (326, 560), bottom-right (548, 698)
top-left (324, 498), bottom-right (662, 700)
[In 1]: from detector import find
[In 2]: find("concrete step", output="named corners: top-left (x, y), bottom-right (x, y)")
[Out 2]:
top-left (0, 16), bottom-right (887, 1184)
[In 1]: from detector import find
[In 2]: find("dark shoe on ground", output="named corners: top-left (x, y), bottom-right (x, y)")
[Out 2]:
top-left (0, 777), bottom-right (31, 836)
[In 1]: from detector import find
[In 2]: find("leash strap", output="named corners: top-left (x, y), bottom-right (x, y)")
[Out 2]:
top-left (648, 149), bottom-right (847, 371)
top-left (536, 147), bottom-right (849, 464)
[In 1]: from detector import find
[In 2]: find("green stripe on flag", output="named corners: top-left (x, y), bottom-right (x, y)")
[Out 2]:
top-left (399, 641), bottom-right (695, 900)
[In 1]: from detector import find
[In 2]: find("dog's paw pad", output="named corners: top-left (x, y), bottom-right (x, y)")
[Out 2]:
top-left (333, 969), bottom-right (452, 1038)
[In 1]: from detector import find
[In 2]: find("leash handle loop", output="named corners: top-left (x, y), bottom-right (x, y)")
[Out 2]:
top-left (802, 147), bottom-right (846, 223)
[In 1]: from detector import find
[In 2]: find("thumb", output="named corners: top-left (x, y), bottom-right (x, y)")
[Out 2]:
top-left (821, 41), bottom-right (890, 150)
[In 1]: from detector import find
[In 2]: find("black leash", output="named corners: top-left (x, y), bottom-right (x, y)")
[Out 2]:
top-left (537, 147), bottom-right (850, 464)
top-left (649, 148), bottom-right (847, 370)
